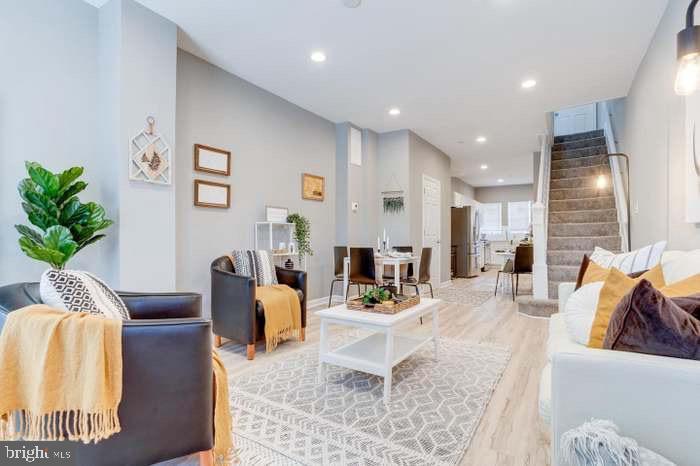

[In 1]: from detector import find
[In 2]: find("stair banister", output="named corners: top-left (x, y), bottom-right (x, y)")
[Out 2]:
top-left (599, 101), bottom-right (631, 252)
top-left (533, 128), bottom-right (552, 299)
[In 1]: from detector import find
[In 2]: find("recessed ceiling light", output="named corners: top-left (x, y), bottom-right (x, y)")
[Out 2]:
top-left (475, 136), bottom-right (487, 143)
top-left (310, 51), bottom-right (326, 63)
top-left (521, 79), bottom-right (537, 89)
top-left (497, 178), bottom-right (505, 183)
top-left (480, 164), bottom-right (488, 170)
top-left (388, 107), bottom-right (401, 116)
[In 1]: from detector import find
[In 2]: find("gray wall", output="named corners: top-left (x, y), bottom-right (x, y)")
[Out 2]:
top-left (377, 131), bottom-right (412, 246)
top-left (176, 50), bottom-right (337, 314)
top-left (0, 0), bottom-right (118, 284)
top-left (409, 132), bottom-right (452, 284)
top-left (623, 0), bottom-right (700, 249)
top-left (451, 177), bottom-right (476, 204)
top-left (336, 124), bottom-right (380, 246)
top-left (100, 0), bottom-right (178, 291)
top-left (474, 184), bottom-right (534, 227)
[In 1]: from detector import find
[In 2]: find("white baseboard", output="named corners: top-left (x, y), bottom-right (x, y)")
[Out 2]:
top-left (440, 280), bottom-right (452, 288)
top-left (309, 294), bottom-right (344, 308)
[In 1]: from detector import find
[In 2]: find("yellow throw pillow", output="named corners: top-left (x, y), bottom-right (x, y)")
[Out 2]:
top-left (660, 273), bottom-right (700, 297)
top-left (588, 265), bottom-right (666, 348)
top-left (581, 260), bottom-right (611, 286)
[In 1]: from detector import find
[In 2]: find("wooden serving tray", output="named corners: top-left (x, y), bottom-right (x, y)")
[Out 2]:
top-left (346, 294), bottom-right (420, 314)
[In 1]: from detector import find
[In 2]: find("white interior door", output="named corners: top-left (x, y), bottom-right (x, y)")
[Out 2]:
top-left (553, 103), bottom-right (597, 136)
top-left (422, 175), bottom-right (441, 288)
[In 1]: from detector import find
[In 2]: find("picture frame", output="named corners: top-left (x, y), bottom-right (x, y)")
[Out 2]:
top-left (194, 144), bottom-right (231, 176)
top-left (194, 179), bottom-right (230, 209)
top-left (266, 206), bottom-right (289, 223)
top-left (302, 173), bottom-right (325, 201)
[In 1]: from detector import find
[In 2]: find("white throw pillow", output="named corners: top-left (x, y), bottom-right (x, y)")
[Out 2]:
top-left (661, 249), bottom-right (700, 284)
top-left (589, 241), bottom-right (666, 274)
top-left (563, 281), bottom-right (603, 346)
top-left (40, 269), bottom-right (130, 320)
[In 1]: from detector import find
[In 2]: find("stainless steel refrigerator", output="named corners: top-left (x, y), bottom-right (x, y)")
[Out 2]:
top-left (451, 206), bottom-right (479, 278)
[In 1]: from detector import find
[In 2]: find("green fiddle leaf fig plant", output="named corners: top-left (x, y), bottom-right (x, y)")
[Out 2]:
top-left (15, 161), bottom-right (113, 269)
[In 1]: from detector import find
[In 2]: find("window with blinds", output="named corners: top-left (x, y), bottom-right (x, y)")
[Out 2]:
top-left (479, 203), bottom-right (504, 240)
top-left (508, 201), bottom-right (532, 234)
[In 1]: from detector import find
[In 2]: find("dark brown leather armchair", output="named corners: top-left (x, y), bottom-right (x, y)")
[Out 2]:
top-left (0, 283), bottom-right (213, 466)
top-left (210, 256), bottom-right (307, 360)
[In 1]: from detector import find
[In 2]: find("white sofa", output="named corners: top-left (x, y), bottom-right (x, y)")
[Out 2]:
top-left (539, 251), bottom-right (700, 466)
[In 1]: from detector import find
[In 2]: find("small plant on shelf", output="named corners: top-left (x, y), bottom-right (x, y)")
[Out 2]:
top-left (287, 213), bottom-right (312, 262)
top-left (15, 161), bottom-right (113, 269)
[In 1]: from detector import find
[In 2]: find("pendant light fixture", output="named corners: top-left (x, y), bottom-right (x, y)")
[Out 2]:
top-left (675, 0), bottom-right (700, 95)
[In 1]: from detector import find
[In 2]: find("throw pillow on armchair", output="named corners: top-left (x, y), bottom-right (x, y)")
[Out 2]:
top-left (40, 269), bottom-right (130, 320)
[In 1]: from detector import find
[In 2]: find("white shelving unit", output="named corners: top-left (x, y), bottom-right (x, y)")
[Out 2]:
top-left (254, 222), bottom-right (307, 271)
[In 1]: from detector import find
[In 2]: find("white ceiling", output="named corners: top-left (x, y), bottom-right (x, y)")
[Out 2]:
top-left (85, 0), bottom-right (667, 187)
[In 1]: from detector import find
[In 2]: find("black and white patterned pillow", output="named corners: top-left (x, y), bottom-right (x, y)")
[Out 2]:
top-left (39, 269), bottom-right (130, 320)
top-left (231, 250), bottom-right (278, 286)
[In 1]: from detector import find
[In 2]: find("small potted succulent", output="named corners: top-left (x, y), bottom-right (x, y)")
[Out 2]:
top-left (361, 287), bottom-right (393, 307)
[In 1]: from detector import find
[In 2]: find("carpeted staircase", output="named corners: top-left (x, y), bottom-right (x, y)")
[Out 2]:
top-left (547, 129), bottom-right (621, 298)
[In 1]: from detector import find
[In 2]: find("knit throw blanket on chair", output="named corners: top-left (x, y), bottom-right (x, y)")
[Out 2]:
top-left (0, 305), bottom-right (123, 443)
top-left (256, 285), bottom-right (301, 352)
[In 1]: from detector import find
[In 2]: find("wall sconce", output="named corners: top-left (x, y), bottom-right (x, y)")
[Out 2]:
top-left (596, 153), bottom-right (631, 252)
top-left (675, 0), bottom-right (700, 95)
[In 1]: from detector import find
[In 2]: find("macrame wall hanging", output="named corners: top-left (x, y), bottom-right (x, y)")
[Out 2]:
top-left (129, 116), bottom-right (171, 185)
top-left (381, 173), bottom-right (405, 214)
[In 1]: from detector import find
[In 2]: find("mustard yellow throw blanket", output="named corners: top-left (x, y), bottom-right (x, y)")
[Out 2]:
top-left (0, 305), bottom-right (123, 443)
top-left (256, 285), bottom-right (302, 352)
top-left (0, 305), bottom-right (236, 465)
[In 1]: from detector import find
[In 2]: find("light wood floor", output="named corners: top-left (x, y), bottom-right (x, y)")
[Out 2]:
top-left (217, 271), bottom-right (551, 466)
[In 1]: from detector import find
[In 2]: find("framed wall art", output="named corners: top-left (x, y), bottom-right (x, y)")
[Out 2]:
top-left (266, 206), bottom-right (289, 223)
top-left (129, 117), bottom-right (171, 185)
top-left (301, 173), bottom-right (325, 201)
top-left (194, 179), bottom-right (230, 209)
top-left (194, 144), bottom-right (231, 176)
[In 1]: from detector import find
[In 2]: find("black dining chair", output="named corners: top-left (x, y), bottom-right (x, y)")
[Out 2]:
top-left (346, 247), bottom-right (378, 299)
top-left (494, 245), bottom-right (533, 300)
top-left (382, 246), bottom-right (413, 284)
top-left (400, 247), bottom-right (433, 298)
top-left (328, 246), bottom-right (349, 307)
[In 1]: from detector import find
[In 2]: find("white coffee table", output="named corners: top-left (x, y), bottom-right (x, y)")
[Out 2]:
top-left (315, 298), bottom-right (442, 404)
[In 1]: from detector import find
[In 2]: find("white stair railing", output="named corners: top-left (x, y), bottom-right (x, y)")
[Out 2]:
top-left (533, 129), bottom-right (552, 299)
top-left (599, 101), bottom-right (630, 252)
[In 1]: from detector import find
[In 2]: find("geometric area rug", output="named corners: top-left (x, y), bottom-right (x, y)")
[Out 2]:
top-left (231, 338), bottom-right (511, 465)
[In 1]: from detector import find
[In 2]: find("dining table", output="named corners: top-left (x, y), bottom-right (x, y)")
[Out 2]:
top-left (342, 253), bottom-right (421, 300)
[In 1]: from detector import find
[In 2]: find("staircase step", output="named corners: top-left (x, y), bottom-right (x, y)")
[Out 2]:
top-left (551, 164), bottom-right (610, 179)
top-left (517, 297), bottom-right (558, 318)
top-left (548, 222), bottom-right (619, 237)
top-left (552, 145), bottom-right (608, 160)
top-left (549, 196), bottom-right (616, 212)
top-left (547, 250), bottom-right (589, 266)
top-left (550, 176), bottom-right (597, 190)
top-left (552, 136), bottom-right (606, 152)
top-left (551, 154), bottom-right (606, 170)
top-left (549, 187), bottom-right (612, 200)
top-left (548, 235), bottom-right (621, 251)
top-left (549, 281), bottom-right (564, 299)
top-left (548, 265), bottom-right (580, 282)
top-left (553, 130), bottom-right (604, 144)
top-left (549, 208), bottom-right (618, 224)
